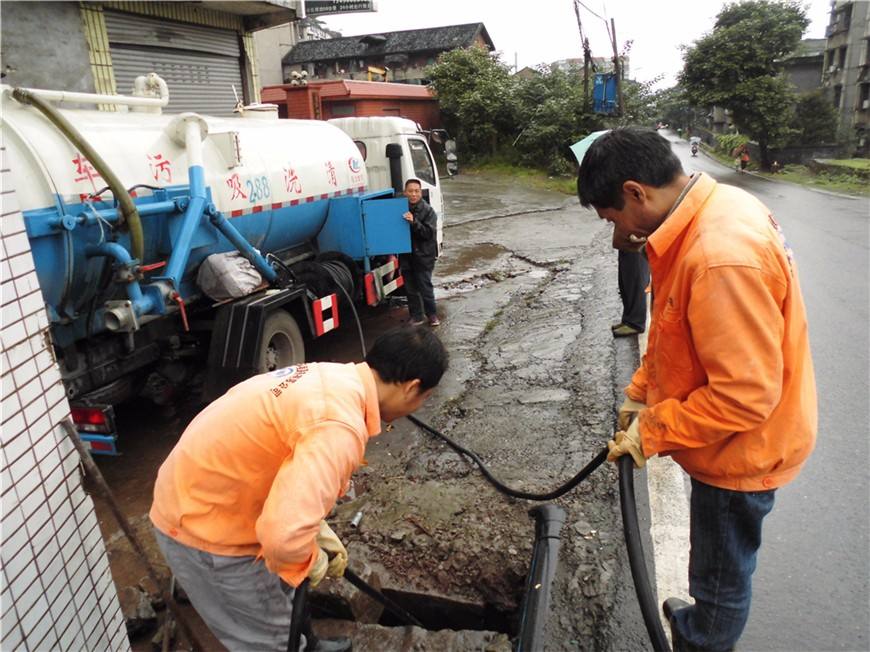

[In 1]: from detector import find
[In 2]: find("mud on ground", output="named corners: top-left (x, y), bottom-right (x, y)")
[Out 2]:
top-left (91, 173), bottom-right (651, 650)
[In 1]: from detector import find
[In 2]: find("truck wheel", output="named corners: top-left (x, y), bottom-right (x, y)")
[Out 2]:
top-left (257, 311), bottom-right (304, 373)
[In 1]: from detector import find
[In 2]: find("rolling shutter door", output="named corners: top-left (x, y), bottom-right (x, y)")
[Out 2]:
top-left (104, 11), bottom-right (244, 117)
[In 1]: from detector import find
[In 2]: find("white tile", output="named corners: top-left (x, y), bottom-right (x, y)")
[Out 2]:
top-left (0, 212), bottom-right (25, 237)
top-left (1, 194), bottom-right (22, 219)
top-left (23, 311), bottom-right (46, 338)
top-left (48, 401), bottom-right (70, 430)
top-left (1, 391), bottom-right (21, 423)
top-left (54, 506), bottom-right (76, 544)
top-left (1, 503), bottom-right (24, 535)
top-left (17, 482), bottom-right (47, 522)
top-left (18, 595), bottom-right (52, 648)
top-left (33, 349), bottom-right (54, 374)
top-left (31, 427), bottom-right (56, 464)
top-left (2, 233), bottom-right (30, 258)
top-left (0, 521), bottom-right (27, 564)
top-left (1, 483), bottom-right (20, 519)
top-left (0, 259), bottom-right (11, 283)
top-left (58, 622), bottom-right (84, 651)
top-left (7, 450), bottom-right (34, 485)
top-left (0, 319), bottom-right (26, 349)
top-left (17, 290), bottom-right (43, 318)
top-left (1, 409), bottom-right (26, 446)
top-left (8, 563), bottom-right (40, 612)
top-left (11, 466), bottom-right (41, 503)
top-left (1, 365), bottom-right (16, 395)
top-left (4, 340), bottom-right (32, 368)
top-left (44, 381), bottom-right (67, 409)
top-left (0, 279), bottom-right (15, 304)
top-left (1, 431), bottom-right (29, 467)
top-left (37, 546), bottom-right (65, 589)
top-left (25, 509), bottom-right (55, 550)
top-left (1, 300), bottom-right (22, 326)
top-left (13, 271), bottom-right (39, 297)
top-left (41, 458), bottom-right (65, 498)
top-left (2, 544), bottom-right (33, 584)
top-left (22, 394), bottom-right (49, 427)
top-left (10, 356), bottom-right (37, 391)
top-left (0, 623), bottom-right (23, 651)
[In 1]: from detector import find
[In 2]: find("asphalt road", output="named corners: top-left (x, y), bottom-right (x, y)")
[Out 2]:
top-left (665, 135), bottom-right (870, 651)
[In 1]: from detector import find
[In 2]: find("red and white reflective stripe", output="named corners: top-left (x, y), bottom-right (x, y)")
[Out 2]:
top-left (365, 258), bottom-right (404, 306)
top-left (364, 272), bottom-right (377, 306)
top-left (381, 257), bottom-right (403, 296)
top-left (312, 293), bottom-right (339, 336)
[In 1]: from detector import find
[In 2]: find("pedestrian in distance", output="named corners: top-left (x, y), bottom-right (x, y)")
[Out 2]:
top-left (577, 128), bottom-right (816, 652)
top-left (740, 147), bottom-right (751, 172)
top-left (399, 177), bottom-right (441, 327)
top-left (150, 326), bottom-right (448, 651)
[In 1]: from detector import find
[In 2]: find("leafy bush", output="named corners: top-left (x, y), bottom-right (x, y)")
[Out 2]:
top-left (716, 133), bottom-right (749, 156)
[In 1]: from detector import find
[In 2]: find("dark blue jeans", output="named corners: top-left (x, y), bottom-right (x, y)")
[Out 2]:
top-left (671, 479), bottom-right (776, 651)
top-left (400, 254), bottom-right (436, 320)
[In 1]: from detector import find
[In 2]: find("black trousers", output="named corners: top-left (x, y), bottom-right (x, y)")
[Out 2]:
top-left (400, 254), bottom-right (436, 320)
top-left (618, 250), bottom-right (650, 330)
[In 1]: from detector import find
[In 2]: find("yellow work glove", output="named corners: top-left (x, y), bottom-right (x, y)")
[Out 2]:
top-left (316, 520), bottom-right (348, 579)
top-left (308, 548), bottom-right (329, 587)
top-left (618, 397), bottom-right (646, 431)
top-left (607, 419), bottom-right (646, 469)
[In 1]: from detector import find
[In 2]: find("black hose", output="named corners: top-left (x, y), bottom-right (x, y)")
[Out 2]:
top-left (318, 260), bottom-right (367, 359)
top-left (286, 579), bottom-right (310, 652)
top-left (618, 456), bottom-right (671, 652)
top-left (406, 414), bottom-right (608, 501)
top-left (342, 568), bottom-right (424, 627)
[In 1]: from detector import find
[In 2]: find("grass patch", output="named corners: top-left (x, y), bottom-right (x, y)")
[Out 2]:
top-left (759, 165), bottom-right (869, 196)
top-left (464, 161), bottom-right (577, 195)
top-left (703, 147), bottom-right (868, 196)
top-left (819, 158), bottom-right (870, 171)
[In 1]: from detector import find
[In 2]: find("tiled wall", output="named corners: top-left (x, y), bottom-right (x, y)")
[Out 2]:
top-left (1, 145), bottom-right (130, 650)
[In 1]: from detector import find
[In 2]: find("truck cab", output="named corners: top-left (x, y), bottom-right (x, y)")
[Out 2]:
top-left (329, 117), bottom-right (444, 254)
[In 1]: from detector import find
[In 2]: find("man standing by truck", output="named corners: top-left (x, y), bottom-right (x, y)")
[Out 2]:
top-left (577, 128), bottom-right (816, 652)
top-left (400, 178), bottom-right (440, 326)
top-left (150, 326), bottom-right (448, 651)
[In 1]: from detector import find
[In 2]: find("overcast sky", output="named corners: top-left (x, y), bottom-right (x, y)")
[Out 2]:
top-left (321, 0), bottom-right (832, 89)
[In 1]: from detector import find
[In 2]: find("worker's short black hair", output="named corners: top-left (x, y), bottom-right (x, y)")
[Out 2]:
top-left (404, 177), bottom-right (423, 189)
top-left (577, 128), bottom-right (683, 209)
top-left (365, 325), bottom-right (448, 391)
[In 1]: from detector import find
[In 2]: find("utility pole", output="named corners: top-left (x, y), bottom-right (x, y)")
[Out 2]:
top-left (573, 0), bottom-right (592, 113)
top-left (609, 18), bottom-right (623, 116)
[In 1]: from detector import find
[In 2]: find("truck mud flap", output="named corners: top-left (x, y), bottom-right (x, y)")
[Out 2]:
top-left (364, 256), bottom-right (403, 306)
top-left (203, 287), bottom-right (309, 400)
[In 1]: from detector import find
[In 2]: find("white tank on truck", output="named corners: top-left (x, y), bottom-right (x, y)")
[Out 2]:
top-left (1, 75), bottom-right (425, 453)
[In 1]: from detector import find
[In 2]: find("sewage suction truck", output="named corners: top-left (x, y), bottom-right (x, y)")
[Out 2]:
top-left (1, 74), bottom-right (442, 453)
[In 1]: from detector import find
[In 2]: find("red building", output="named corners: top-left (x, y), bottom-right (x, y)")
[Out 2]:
top-left (261, 80), bottom-right (442, 130)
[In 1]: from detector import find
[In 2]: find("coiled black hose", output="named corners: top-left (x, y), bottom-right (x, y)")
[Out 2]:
top-left (406, 414), bottom-right (608, 501)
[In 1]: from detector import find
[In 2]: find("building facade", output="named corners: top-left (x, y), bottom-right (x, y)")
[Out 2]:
top-left (822, 0), bottom-right (870, 154)
top-left (781, 38), bottom-right (826, 93)
top-left (282, 23), bottom-right (494, 85)
top-left (1, 1), bottom-right (299, 116)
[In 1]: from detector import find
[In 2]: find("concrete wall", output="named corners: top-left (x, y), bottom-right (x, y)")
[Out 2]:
top-left (0, 2), bottom-right (94, 93)
top-left (255, 23), bottom-right (299, 87)
top-left (1, 145), bottom-right (129, 651)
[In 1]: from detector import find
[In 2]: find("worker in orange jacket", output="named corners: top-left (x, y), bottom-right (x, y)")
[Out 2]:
top-left (150, 326), bottom-right (448, 651)
top-left (576, 128), bottom-right (816, 652)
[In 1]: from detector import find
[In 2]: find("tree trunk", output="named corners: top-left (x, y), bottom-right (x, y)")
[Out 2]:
top-left (759, 140), bottom-right (771, 171)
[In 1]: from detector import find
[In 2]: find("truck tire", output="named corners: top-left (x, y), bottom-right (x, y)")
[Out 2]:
top-left (257, 311), bottom-right (305, 373)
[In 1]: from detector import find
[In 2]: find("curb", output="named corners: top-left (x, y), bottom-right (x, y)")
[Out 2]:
top-left (698, 149), bottom-right (864, 200)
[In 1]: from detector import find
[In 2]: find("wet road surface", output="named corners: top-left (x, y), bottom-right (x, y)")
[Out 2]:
top-left (662, 133), bottom-right (870, 651)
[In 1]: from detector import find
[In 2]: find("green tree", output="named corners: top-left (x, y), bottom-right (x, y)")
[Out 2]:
top-left (789, 90), bottom-right (837, 145)
top-left (513, 65), bottom-right (603, 174)
top-left (679, 0), bottom-right (809, 168)
top-left (426, 47), bottom-right (518, 158)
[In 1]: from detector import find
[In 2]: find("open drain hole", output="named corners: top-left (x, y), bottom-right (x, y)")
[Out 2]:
top-left (310, 589), bottom-right (516, 635)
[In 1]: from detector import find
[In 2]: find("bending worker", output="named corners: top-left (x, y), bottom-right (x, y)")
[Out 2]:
top-left (576, 128), bottom-right (816, 652)
top-left (150, 326), bottom-right (448, 651)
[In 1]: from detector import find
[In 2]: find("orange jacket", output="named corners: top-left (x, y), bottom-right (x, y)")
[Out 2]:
top-left (150, 362), bottom-right (381, 586)
top-left (627, 173), bottom-right (816, 491)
